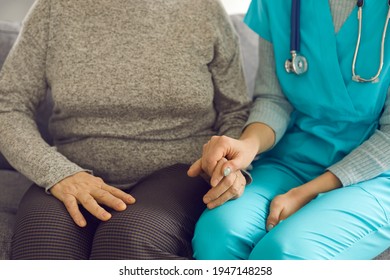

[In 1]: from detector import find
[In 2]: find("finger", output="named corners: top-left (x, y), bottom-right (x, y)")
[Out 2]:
top-left (62, 194), bottom-right (87, 227)
top-left (219, 154), bottom-right (246, 178)
top-left (77, 191), bottom-right (112, 221)
top-left (90, 176), bottom-right (135, 207)
top-left (266, 198), bottom-right (284, 232)
top-left (187, 158), bottom-right (203, 177)
top-left (201, 136), bottom-right (230, 175)
top-left (207, 173), bottom-right (244, 209)
top-left (210, 158), bottom-right (227, 187)
top-left (206, 191), bottom-right (234, 209)
top-left (102, 184), bottom-right (136, 205)
top-left (91, 187), bottom-right (129, 212)
top-left (207, 177), bottom-right (239, 209)
top-left (204, 170), bottom-right (236, 204)
top-left (209, 155), bottom-right (245, 189)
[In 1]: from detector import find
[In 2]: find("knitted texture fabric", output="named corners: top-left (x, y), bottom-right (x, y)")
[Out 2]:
top-left (0, 0), bottom-right (250, 189)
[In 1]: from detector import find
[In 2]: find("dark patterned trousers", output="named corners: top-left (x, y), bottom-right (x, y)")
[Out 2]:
top-left (11, 164), bottom-right (210, 259)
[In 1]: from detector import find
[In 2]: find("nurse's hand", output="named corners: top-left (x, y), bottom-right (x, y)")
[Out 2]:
top-left (50, 172), bottom-right (136, 227)
top-left (266, 188), bottom-right (312, 231)
top-left (266, 172), bottom-right (342, 231)
top-left (187, 135), bottom-right (257, 187)
top-left (200, 158), bottom-right (247, 209)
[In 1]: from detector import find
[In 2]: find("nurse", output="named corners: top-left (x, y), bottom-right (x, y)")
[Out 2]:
top-left (189, 0), bottom-right (390, 259)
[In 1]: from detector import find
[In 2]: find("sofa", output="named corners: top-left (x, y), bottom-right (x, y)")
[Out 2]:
top-left (0, 14), bottom-right (389, 260)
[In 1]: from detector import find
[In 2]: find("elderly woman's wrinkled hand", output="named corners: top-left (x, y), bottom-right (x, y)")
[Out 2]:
top-left (50, 172), bottom-right (135, 227)
top-left (201, 158), bottom-right (247, 209)
top-left (188, 157), bottom-right (247, 209)
top-left (188, 135), bottom-right (256, 187)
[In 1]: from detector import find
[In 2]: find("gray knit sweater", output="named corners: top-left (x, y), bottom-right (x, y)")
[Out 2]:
top-left (247, 0), bottom-right (390, 186)
top-left (0, 0), bottom-right (249, 190)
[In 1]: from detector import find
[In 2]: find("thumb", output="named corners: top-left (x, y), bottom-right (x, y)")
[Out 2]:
top-left (187, 158), bottom-right (203, 177)
top-left (221, 155), bottom-right (246, 177)
top-left (210, 157), bottom-right (245, 187)
top-left (266, 200), bottom-right (283, 232)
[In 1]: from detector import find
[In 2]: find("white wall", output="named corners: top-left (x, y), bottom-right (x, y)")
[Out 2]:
top-left (220, 0), bottom-right (250, 14)
top-left (0, 0), bottom-right (35, 21)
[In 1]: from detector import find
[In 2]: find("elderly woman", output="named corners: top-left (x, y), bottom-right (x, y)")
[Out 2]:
top-left (0, 0), bottom-right (249, 259)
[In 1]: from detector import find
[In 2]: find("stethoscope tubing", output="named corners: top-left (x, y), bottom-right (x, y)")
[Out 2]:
top-left (285, 0), bottom-right (308, 75)
top-left (291, 0), bottom-right (301, 52)
top-left (352, 0), bottom-right (390, 82)
top-left (286, 0), bottom-right (390, 82)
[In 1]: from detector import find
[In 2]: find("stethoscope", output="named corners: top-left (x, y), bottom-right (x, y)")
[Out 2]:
top-left (285, 0), bottom-right (390, 83)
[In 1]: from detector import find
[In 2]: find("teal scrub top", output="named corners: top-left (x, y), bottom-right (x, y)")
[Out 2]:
top-left (244, 0), bottom-right (390, 180)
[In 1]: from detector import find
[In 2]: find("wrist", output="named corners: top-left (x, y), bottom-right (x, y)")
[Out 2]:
top-left (240, 137), bottom-right (261, 159)
top-left (310, 171), bottom-right (342, 193)
top-left (296, 171), bottom-right (342, 199)
top-left (240, 122), bottom-right (275, 154)
top-left (289, 186), bottom-right (317, 204)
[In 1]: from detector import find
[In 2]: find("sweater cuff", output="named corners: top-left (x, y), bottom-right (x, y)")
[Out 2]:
top-left (240, 169), bottom-right (253, 185)
top-left (327, 131), bottom-right (390, 187)
top-left (43, 165), bottom-right (93, 193)
top-left (327, 165), bottom-right (351, 187)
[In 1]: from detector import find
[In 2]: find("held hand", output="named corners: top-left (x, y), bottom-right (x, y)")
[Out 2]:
top-left (187, 135), bottom-right (257, 187)
top-left (50, 172), bottom-right (136, 227)
top-left (202, 158), bottom-right (246, 209)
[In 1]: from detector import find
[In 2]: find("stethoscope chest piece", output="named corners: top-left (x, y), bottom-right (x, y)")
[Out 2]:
top-left (285, 0), bottom-right (308, 76)
top-left (285, 51), bottom-right (308, 75)
top-left (285, 0), bottom-right (390, 82)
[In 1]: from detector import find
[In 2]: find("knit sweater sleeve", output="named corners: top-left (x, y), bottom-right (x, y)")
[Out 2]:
top-left (208, 1), bottom-right (250, 139)
top-left (0, 0), bottom-right (88, 191)
top-left (245, 36), bottom-right (293, 145)
top-left (328, 87), bottom-right (390, 186)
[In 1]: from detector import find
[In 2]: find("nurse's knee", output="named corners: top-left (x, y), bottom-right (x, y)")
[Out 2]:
top-left (249, 230), bottom-right (302, 260)
top-left (192, 209), bottom-right (251, 260)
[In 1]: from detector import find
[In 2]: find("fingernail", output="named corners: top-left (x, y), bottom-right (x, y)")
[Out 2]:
top-left (103, 212), bottom-right (111, 219)
top-left (118, 202), bottom-right (127, 210)
top-left (223, 167), bottom-right (231, 177)
top-left (203, 196), bottom-right (210, 204)
top-left (267, 224), bottom-right (274, 232)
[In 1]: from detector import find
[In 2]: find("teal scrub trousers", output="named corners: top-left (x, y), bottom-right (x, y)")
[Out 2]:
top-left (192, 163), bottom-right (390, 259)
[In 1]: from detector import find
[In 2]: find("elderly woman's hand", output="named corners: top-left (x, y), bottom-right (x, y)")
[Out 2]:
top-left (188, 135), bottom-right (257, 187)
top-left (189, 157), bottom-right (247, 209)
top-left (50, 172), bottom-right (136, 227)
